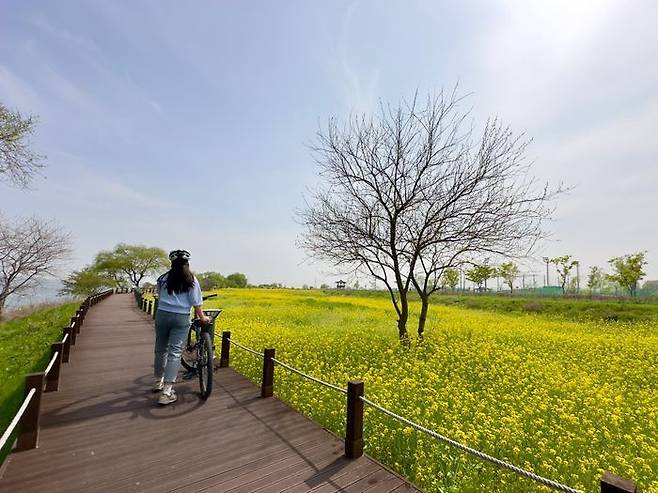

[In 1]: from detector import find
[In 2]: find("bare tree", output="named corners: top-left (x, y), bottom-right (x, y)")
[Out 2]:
top-left (0, 217), bottom-right (71, 315)
top-left (299, 90), bottom-right (560, 340)
top-left (0, 102), bottom-right (44, 188)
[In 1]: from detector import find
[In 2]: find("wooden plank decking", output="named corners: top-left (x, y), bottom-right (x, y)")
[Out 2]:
top-left (0, 294), bottom-right (421, 492)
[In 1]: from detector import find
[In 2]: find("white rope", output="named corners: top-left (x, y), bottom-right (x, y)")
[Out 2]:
top-left (62, 333), bottom-right (69, 344)
top-left (271, 358), bottom-right (347, 395)
top-left (359, 396), bottom-right (581, 493)
top-left (44, 352), bottom-right (59, 376)
top-left (227, 338), bottom-right (264, 357)
top-left (0, 388), bottom-right (36, 451)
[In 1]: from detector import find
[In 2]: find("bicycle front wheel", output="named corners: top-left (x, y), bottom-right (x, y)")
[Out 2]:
top-left (198, 331), bottom-right (213, 399)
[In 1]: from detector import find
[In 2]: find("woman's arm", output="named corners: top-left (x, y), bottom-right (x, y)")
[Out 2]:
top-left (194, 305), bottom-right (209, 325)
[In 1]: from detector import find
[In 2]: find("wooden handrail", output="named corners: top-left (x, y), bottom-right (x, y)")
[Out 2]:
top-left (0, 289), bottom-right (114, 457)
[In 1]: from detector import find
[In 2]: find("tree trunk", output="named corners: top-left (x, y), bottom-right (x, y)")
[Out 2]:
top-left (0, 296), bottom-right (5, 318)
top-left (397, 290), bottom-right (409, 341)
top-left (417, 295), bottom-right (429, 340)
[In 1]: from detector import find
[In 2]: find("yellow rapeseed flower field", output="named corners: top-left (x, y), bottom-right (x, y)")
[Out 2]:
top-left (198, 289), bottom-right (657, 493)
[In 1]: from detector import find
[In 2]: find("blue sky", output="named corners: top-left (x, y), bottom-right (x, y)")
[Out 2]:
top-left (1, 0), bottom-right (657, 287)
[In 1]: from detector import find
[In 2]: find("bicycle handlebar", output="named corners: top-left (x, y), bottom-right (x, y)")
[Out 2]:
top-left (202, 294), bottom-right (217, 301)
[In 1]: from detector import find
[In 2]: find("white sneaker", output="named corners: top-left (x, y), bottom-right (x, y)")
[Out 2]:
top-left (158, 389), bottom-right (177, 405)
top-left (153, 379), bottom-right (164, 392)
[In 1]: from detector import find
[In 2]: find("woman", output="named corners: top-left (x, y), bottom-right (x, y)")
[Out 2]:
top-left (153, 249), bottom-right (208, 405)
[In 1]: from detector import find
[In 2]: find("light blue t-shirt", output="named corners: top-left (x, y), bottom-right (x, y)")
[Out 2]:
top-left (156, 273), bottom-right (203, 314)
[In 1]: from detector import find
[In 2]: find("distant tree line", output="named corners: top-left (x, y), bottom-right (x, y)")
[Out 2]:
top-left (455, 251), bottom-right (649, 297)
top-left (197, 272), bottom-right (248, 290)
top-left (61, 243), bottom-right (248, 296)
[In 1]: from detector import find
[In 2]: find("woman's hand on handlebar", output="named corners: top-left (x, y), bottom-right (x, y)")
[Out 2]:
top-left (193, 305), bottom-right (210, 326)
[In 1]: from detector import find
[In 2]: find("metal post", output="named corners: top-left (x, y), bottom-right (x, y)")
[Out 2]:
top-left (261, 348), bottom-right (275, 398)
top-left (345, 380), bottom-right (364, 459)
top-left (45, 343), bottom-right (64, 392)
top-left (600, 472), bottom-right (637, 493)
top-left (220, 331), bottom-right (231, 367)
top-left (15, 373), bottom-right (45, 451)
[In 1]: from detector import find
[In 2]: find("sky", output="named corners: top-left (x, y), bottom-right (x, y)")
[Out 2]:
top-left (1, 0), bottom-right (657, 290)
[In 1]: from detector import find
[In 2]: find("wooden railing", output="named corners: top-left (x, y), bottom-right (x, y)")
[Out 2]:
top-left (0, 289), bottom-right (114, 456)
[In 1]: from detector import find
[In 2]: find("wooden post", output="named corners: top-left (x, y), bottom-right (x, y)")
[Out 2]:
top-left (220, 331), bottom-right (231, 367)
top-left (15, 373), bottom-right (45, 451)
top-left (62, 327), bottom-right (72, 362)
top-left (69, 316), bottom-right (79, 342)
top-left (152, 298), bottom-right (158, 320)
top-left (148, 300), bottom-right (153, 315)
top-left (601, 472), bottom-right (637, 493)
top-left (45, 343), bottom-right (64, 392)
top-left (345, 380), bottom-right (364, 459)
top-left (261, 348), bottom-right (275, 398)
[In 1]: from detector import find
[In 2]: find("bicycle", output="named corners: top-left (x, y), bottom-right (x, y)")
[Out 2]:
top-left (180, 294), bottom-right (222, 399)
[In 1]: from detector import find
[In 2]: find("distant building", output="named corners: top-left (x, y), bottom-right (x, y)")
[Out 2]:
top-left (335, 280), bottom-right (346, 289)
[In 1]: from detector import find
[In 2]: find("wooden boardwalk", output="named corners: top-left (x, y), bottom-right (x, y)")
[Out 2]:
top-left (0, 294), bottom-right (420, 493)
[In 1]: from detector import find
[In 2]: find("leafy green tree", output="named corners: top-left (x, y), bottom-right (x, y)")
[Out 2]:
top-left (225, 272), bottom-right (248, 288)
top-left (586, 266), bottom-right (605, 296)
top-left (550, 255), bottom-right (578, 294)
top-left (94, 243), bottom-right (168, 288)
top-left (0, 102), bottom-right (44, 188)
top-left (497, 262), bottom-right (520, 292)
top-left (197, 271), bottom-right (227, 290)
top-left (466, 264), bottom-right (496, 290)
top-left (60, 266), bottom-right (117, 296)
top-left (607, 251), bottom-right (647, 297)
top-left (441, 268), bottom-right (460, 291)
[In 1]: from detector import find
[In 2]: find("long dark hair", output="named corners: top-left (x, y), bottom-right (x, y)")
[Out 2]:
top-left (164, 259), bottom-right (195, 294)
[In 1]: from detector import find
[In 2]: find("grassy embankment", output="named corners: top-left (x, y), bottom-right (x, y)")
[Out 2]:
top-left (0, 303), bottom-right (78, 461)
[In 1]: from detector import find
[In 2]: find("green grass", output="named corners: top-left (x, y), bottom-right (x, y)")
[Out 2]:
top-left (0, 302), bottom-right (78, 461)
top-left (320, 289), bottom-right (658, 323)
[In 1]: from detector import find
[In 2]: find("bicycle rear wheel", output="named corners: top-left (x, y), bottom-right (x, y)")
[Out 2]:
top-left (198, 331), bottom-right (213, 399)
top-left (181, 327), bottom-right (198, 372)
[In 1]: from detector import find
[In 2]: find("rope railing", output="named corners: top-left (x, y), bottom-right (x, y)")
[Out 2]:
top-left (271, 357), bottom-right (348, 395)
top-left (0, 389), bottom-right (36, 452)
top-left (44, 352), bottom-right (59, 377)
top-left (226, 336), bottom-right (347, 395)
top-left (359, 395), bottom-right (581, 493)
top-left (227, 338), bottom-right (264, 358)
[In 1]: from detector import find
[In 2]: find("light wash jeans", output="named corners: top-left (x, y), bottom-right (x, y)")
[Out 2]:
top-left (154, 309), bottom-right (190, 383)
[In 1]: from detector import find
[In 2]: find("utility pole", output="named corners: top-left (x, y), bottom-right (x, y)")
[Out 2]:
top-left (542, 257), bottom-right (550, 287)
